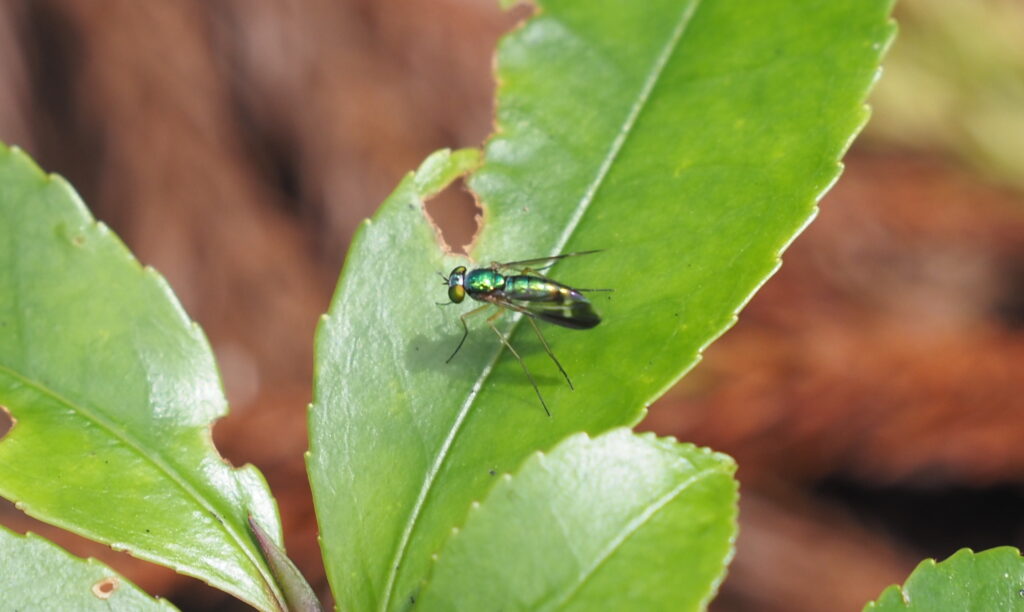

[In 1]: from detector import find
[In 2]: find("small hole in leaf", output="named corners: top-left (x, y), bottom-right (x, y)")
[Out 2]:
top-left (91, 576), bottom-right (118, 599)
top-left (0, 405), bottom-right (12, 440)
top-left (424, 176), bottom-right (480, 255)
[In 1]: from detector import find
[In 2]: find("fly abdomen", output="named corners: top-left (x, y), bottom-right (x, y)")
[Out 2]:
top-left (503, 275), bottom-right (600, 329)
top-left (504, 275), bottom-right (568, 302)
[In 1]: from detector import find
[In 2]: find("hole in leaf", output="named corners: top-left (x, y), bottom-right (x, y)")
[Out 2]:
top-left (91, 576), bottom-right (119, 599)
top-left (424, 176), bottom-right (480, 255)
top-left (0, 405), bottom-right (12, 440)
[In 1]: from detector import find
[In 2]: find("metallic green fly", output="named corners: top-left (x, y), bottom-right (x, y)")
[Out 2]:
top-left (440, 250), bottom-right (607, 416)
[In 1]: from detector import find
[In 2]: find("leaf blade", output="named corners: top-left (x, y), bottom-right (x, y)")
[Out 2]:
top-left (309, 2), bottom-right (895, 610)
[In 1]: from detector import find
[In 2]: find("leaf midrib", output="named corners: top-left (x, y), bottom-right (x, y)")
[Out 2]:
top-left (0, 362), bottom-right (279, 609)
top-left (378, 1), bottom-right (704, 610)
top-left (541, 465), bottom-right (722, 611)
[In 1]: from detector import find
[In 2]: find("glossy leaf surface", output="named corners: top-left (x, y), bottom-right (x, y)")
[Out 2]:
top-left (417, 429), bottom-right (737, 611)
top-left (0, 144), bottom-right (284, 611)
top-left (309, 2), bottom-right (895, 610)
top-left (865, 547), bottom-right (1024, 611)
top-left (0, 526), bottom-right (177, 611)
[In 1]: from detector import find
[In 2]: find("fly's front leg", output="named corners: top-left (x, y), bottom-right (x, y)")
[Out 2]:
top-left (446, 304), bottom-right (490, 363)
top-left (485, 308), bottom-right (550, 417)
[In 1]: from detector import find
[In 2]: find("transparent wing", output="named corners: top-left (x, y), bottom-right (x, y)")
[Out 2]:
top-left (494, 249), bottom-right (603, 271)
top-left (490, 293), bottom-right (601, 330)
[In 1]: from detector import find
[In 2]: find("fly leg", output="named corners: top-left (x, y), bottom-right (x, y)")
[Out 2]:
top-left (524, 316), bottom-right (573, 391)
top-left (446, 304), bottom-right (490, 363)
top-left (486, 309), bottom-right (551, 417)
top-left (493, 300), bottom-right (576, 392)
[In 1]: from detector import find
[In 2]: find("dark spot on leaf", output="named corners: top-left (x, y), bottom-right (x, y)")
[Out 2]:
top-left (72, 235), bottom-right (85, 246)
top-left (488, 469), bottom-right (496, 476)
top-left (91, 576), bottom-right (118, 599)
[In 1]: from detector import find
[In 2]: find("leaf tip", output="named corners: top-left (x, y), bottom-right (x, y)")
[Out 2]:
top-left (249, 515), bottom-right (322, 612)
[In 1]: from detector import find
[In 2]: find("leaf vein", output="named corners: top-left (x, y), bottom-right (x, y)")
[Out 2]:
top-left (544, 466), bottom-right (721, 611)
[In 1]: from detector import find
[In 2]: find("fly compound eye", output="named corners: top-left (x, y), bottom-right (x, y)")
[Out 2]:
top-left (449, 284), bottom-right (465, 303)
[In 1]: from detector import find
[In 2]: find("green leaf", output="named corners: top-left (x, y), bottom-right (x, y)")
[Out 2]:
top-left (0, 525), bottom-right (177, 611)
top-left (417, 429), bottom-right (737, 611)
top-left (0, 144), bottom-right (285, 611)
top-left (309, 2), bottom-right (894, 610)
top-left (865, 547), bottom-right (1024, 612)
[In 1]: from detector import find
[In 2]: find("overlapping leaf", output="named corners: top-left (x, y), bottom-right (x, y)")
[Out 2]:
top-left (417, 430), bottom-right (736, 611)
top-left (0, 144), bottom-right (284, 611)
top-left (866, 547), bottom-right (1024, 611)
top-left (0, 525), bottom-right (177, 611)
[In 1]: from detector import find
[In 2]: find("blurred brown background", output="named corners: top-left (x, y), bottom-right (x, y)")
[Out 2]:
top-left (0, 0), bottom-right (1022, 610)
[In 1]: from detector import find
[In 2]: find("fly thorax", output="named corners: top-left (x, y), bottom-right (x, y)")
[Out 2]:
top-left (466, 269), bottom-right (505, 294)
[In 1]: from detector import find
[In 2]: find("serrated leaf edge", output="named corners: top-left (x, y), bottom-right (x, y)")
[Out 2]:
top-left (864, 546), bottom-right (1024, 610)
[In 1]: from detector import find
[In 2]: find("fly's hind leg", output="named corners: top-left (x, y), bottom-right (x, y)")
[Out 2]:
top-left (524, 316), bottom-right (574, 391)
top-left (446, 304), bottom-right (490, 363)
top-left (486, 309), bottom-right (551, 417)
top-left (493, 302), bottom-right (577, 392)
top-left (495, 300), bottom-right (576, 391)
